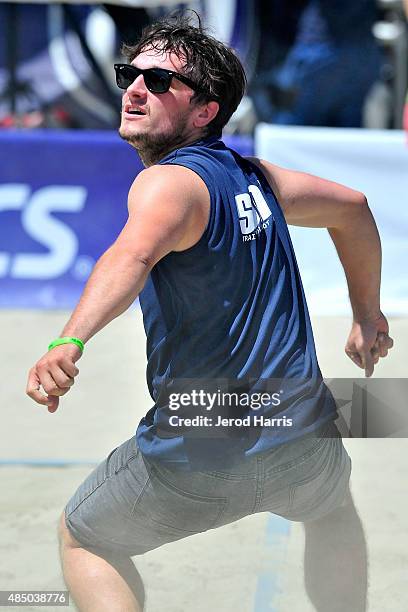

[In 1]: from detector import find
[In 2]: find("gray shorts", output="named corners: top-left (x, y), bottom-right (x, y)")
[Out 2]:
top-left (65, 420), bottom-right (351, 557)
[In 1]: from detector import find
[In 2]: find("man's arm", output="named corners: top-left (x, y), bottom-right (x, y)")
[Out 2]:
top-left (249, 157), bottom-right (394, 376)
top-left (26, 164), bottom-right (210, 411)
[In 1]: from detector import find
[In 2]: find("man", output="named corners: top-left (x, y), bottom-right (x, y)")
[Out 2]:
top-left (26, 14), bottom-right (393, 612)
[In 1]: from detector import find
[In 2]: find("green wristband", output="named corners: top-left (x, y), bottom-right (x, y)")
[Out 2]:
top-left (48, 337), bottom-right (84, 353)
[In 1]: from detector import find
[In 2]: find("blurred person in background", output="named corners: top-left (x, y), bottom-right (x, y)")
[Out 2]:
top-left (251, 0), bottom-right (382, 127)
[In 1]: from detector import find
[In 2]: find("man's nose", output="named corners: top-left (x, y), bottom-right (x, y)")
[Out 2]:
top-left (126, 73), bottom-right (147, 96)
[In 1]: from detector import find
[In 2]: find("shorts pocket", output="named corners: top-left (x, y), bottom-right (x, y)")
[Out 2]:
top-left (264, 429), bottom-right (329, 480)
top-left (285, 436), bottom-right (349, 520)
top-left (287, 447), bottom-right (331, 512)
top-left (132, 464), bottom-right (228, 535)
top-left (106, 439), bottom-right (140, 477)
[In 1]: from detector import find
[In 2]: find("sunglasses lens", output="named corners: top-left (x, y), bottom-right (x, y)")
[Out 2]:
top-left (114, 65), bottom-right (173, 93)
top-left (115, 65), bottom-right (136, 89)
top-left (144, 70), bottom-right (171, 93)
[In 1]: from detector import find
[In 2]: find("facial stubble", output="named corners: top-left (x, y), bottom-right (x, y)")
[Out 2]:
top-left (119, 111), bottom-right (193, 167)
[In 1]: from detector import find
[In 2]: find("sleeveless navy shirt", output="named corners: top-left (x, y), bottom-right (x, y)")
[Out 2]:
top-left (136, 136), bottom-right (337, 468)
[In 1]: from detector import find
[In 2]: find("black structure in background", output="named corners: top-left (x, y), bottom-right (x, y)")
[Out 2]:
top-left (103, 4), bottom-right (150, 44)
top-left (0, 2), bottom-right (150, 128)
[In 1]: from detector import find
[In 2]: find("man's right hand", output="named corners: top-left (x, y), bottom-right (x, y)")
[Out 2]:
top-left (26, 344), bottom-right (81, 413)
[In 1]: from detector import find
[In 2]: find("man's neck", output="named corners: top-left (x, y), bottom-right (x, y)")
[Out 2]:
top-left (136, 131), bottom-right (212, 167)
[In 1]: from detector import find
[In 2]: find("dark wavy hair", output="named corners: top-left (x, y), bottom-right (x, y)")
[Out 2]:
top-left (122, 13), bottom-right (247, 136)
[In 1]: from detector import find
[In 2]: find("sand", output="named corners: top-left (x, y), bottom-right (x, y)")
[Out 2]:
top-left (1, 309), bottom-right (407, 611)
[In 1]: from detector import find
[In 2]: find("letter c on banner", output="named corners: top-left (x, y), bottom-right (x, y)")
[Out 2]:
top-left (0, 184), bottom-right (31, 277)
top-left (0, 184), bottom-right (87, 280)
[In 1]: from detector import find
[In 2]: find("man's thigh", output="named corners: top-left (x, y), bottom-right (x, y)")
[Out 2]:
top-left (64, 437), bottom-right (230, 557)
top-left (64, 423), bottom-right (351, 556)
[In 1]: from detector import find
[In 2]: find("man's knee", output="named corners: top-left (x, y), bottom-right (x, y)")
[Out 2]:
top-left (58, 512), bottom-right (82, 549)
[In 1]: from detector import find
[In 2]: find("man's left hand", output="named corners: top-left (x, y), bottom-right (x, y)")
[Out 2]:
top-left (345, 311), bottom-right (394, 377)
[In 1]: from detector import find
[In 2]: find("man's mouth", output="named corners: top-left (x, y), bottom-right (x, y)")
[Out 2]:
top-left (124, 105), bottom-right (147, 116)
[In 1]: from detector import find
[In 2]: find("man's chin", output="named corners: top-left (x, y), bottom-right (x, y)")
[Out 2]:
top-left (118, 127), bottom-right (145, 147)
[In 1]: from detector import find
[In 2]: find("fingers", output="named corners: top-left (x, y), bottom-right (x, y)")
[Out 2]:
top-left (345, 349), bottom-right (364, 369)
top-left (52, 365), bottom-right (76, 389)
top-left (370, 344), bottom-right (380, 364)
top-left (375, 332), bottom-right (394, 358)
top-left (26, 364), bottom-right (76, 412)
top-left (361, 351), bottom-right (374, 378)
top-left (26, 372), bottom-right (60, 413)
top-left (27, 346), bottom-right (82, 413)
top-left (39, 368), bottom-right (74, 396)
top-left (345, 345), bottom-right (376, 377)
top-left (60, 359), bottom-right (80, 379)
top-left (345, 330), bottom-right (394, 377)
top-left (46, 396), bottom-right (60, 414)
top-left (26, 369), bottom-right (54, 407)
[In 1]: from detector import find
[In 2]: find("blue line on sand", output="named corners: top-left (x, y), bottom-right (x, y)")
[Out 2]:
top-left (254, 515), bottom-right (291, 612)
top-left (0, 459), bottom-right (97, 467)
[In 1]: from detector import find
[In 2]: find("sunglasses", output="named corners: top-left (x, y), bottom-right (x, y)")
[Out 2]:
top-left (114, 63), bottom-right (200, 94)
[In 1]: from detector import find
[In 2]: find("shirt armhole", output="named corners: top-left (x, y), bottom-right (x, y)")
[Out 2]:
top-left (161, 160), bottom-right (216, 256)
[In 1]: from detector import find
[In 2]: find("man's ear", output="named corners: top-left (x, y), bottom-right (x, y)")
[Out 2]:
top-left (193, 101), bottom-right (219, 128)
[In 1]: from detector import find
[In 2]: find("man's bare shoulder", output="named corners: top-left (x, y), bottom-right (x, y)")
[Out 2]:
top-left (128, 163), bottom-right (209, 209)
top-left (245, 156), bottom-right (366, 227)
top-left (246, 156), bottom-right (295, 185)
top-left (246, 156), bottom-right (281, 172)
top-left (125, 163), bottom-right (210, 252)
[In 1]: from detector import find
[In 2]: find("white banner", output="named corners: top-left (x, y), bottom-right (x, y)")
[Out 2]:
top-left (255, 124), bottom-right (408, 316)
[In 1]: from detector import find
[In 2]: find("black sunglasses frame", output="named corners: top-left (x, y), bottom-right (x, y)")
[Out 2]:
top-left (114, 63), bottom-right (200, 94)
